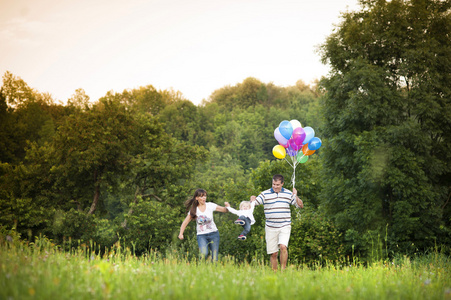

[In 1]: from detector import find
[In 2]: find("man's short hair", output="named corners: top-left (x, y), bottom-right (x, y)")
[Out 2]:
top-left (272, 174), bottom-right (284, 183)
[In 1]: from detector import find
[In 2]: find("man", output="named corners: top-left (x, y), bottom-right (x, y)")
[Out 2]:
top-left (250, 174), bottom-right (303, 271)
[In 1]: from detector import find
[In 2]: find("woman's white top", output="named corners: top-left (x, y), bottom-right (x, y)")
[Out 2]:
top-left (193, 202), bottom-right (219, 235)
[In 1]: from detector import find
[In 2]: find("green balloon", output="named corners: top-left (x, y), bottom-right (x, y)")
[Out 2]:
top-left (297, 153), bottom-right (309, 163)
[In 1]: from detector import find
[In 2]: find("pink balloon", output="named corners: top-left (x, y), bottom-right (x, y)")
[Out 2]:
top-left (292, 127), bottom-right (306, 145)
top-left (288, 138), bottom-right (301, 151)
top-left (279, 142), bottom-right (288, 148)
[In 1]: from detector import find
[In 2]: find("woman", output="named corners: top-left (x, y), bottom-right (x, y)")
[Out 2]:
top-left (178, 189), bottom-right (227, 261)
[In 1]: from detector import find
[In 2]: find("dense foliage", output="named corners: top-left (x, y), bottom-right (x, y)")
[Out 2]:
top-left (0, 0), bottom-right (449, 264)
top-left (318, 0), bottom-right (450, 257)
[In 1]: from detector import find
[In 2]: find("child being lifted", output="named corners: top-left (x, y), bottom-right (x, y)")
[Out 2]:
top-left (224, 198), bottom-right (255, 240)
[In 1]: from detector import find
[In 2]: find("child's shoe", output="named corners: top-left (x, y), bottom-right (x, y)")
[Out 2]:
top-left (234, 219), bottom-right (245, 226)
top-left (238, 235), bottom-right (247, 240)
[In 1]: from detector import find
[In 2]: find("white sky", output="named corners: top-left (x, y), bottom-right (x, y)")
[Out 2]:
top-left (0, 0), bottom-right (359, 105)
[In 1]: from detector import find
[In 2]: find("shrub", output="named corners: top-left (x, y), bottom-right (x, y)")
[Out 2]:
top-left (290, 206), bottom-right (345, 265)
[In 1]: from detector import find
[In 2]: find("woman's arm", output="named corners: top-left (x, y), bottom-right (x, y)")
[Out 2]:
top-left (178, 214), bottom-right (192, 240)
top-left (215, 205), bottom-right (228, 213)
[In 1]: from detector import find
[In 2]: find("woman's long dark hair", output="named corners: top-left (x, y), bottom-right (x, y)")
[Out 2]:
top-left (184, 189), bottom-right (207, 219)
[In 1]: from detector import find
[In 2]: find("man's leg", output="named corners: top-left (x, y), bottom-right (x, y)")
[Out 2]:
top-left (279, 244), bottom-right (288, 270)
top-left (278, 226), bottom-right (291, 270)
top-left (270, 252), bottom-right (279, 271)
top-left (266, 225), bottom-right (280, 271)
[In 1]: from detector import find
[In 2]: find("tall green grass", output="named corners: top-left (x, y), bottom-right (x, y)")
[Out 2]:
top-left (1, 235), bottom-right (450, 299)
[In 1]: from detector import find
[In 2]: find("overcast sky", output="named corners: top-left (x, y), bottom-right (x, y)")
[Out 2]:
top-left (0, 0), bottom-right (359, 105)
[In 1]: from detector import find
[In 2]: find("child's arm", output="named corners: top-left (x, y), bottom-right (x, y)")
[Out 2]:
top-left (249, 200), bottom-right (256, 213)
top-left (226, 206), bottom-right (241, 216)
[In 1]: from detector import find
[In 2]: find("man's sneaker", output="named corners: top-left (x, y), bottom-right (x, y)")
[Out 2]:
top-left (234, 219), bottom-right (245, 226)
top-left (238, 235), bottom-right (247, 240)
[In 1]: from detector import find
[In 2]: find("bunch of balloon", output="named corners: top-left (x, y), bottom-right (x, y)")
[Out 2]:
top-left (272, 119), bottom-right (322, 189)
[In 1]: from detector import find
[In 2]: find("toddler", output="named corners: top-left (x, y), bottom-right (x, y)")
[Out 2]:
top-left (224, 199), bottom-right (255, 240)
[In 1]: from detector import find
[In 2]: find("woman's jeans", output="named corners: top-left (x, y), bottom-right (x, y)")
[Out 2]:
top-left (197, 230), bottom-right (220, 261)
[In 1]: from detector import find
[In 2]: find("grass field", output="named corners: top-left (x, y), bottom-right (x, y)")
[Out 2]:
top-left (1, 236), bottom-right (450, 300)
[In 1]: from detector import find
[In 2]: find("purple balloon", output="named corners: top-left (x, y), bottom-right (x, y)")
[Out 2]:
top-left (274, 127), bottom-right (289, 145)
top-left (292, 127), bottom-right (306, 145)
top-left (287, 149), bottom-right (297, 157)
top-left (288, 138), bottom-right (301, 151)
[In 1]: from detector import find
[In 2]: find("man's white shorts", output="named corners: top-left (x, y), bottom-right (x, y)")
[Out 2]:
top-left (265, 225), bottom-right (291, 254)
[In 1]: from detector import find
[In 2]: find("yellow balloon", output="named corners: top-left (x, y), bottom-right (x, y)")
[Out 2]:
top-left (272, 145), bottom-right (286, 159)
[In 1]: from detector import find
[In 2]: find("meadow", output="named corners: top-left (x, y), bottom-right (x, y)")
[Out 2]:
top-left (1, 236), bottom-right (450, 300)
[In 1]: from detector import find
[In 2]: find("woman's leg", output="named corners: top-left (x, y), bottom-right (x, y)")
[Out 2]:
top-left (197, 234), bottom-right (209, 260)
top-left (209, 231), bottom-right (220, 261)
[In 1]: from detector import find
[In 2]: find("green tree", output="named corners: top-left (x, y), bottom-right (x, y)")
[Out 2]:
top-left (1, 71), bottom-right (35, 107)
top-left (319, 0), bottom-right (450, 256)
top-left (67, 88), bottom-right (91, 110)
top-left (48, 99), bottom-right (140, 215)
top-left (158, 99), bottom-right (212, 146)
top-left (0, 72), bottom-right (67, 163)
top-left (0, 91), bottom-right (16, 163)
top-left (208, 77), bottom-right (287, 110)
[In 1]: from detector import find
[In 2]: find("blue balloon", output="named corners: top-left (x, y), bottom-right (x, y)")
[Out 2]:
top-left (303, 126), bottom-right (315, 144)
top-left (279, 120), bottom-right (293, 140)
top-left (308, 137), bottom-right (322, 151)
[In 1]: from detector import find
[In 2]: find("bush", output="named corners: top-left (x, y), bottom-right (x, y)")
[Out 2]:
top-left (52, 209), bottom-right (96, 244)
top-left (290, 206), bottom-right (345, 265)
top-left (121, 200), bottom-right (180, 255)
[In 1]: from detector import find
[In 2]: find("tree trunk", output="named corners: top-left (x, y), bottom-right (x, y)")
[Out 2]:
top-left (122, 185), bottom-right (141, 228)
top-left (88, 170), bottom-right (100, 215)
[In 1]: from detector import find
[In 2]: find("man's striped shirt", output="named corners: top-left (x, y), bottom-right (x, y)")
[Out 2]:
top-left (255, 187), bottom-right (300, 228)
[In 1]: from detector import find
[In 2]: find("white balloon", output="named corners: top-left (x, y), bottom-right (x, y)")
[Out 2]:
top-left (290, 119), bottom-right (302, 129)
top-left (303, 126), bottom-right (315, 144)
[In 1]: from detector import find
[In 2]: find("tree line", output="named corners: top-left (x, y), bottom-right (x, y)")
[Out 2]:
top-left (0, 0), bottom-right (449, 263)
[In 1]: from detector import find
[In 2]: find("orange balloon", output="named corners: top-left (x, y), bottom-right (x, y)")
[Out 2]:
top-left (302, 143), bottom-right (315, 156)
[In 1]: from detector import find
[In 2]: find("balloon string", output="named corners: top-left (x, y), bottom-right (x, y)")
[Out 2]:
top-left (284, 157), bottom-right (294, 168)
top-left (292, 151), bottom-right (299, 189)
top-left (284, 151), bottom-right (301, 189)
